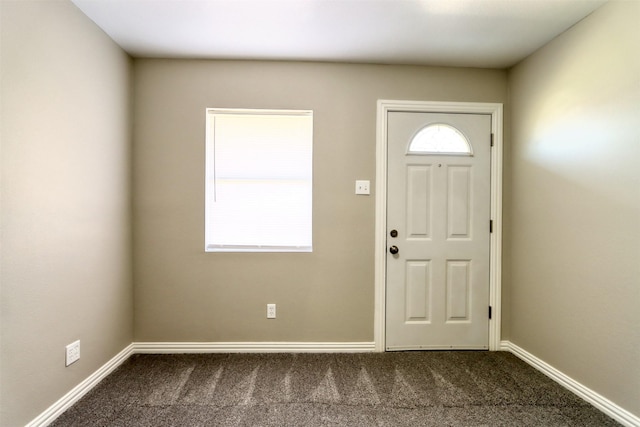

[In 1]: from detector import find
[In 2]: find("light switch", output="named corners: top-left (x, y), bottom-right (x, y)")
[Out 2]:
top-left (355, 180), bottom-right (370, 195)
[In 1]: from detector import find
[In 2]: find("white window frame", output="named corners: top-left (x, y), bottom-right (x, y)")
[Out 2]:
top-left (205, 108), bottom-right (313, 253)
top-left (407, 123), bottom-right (474, 156)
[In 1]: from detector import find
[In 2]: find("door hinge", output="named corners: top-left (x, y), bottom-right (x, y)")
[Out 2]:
top-left (490, 133), bottom-right (494, 147)
top-left (489, 306), bottom-right (492, 319)
top-left (490, 220), bottom-right (493, 233)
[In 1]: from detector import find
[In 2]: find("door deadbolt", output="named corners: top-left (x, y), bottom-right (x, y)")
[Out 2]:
top-left (390, 229), bottom-right (398, 238)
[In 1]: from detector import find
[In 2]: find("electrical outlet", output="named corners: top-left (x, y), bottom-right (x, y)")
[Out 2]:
top-left (66, 340), bottom-right (80, 366)
top-left (267, 303), bottom-right (276, 319)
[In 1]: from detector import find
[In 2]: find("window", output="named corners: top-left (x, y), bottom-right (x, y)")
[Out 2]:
top-left (408, 123), bottom-right (472, 155)
top-left (205, 109), bottom-right (313, 252)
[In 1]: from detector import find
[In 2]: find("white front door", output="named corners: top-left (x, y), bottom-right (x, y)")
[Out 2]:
top-left (385, 111), bottom-right (492, 350)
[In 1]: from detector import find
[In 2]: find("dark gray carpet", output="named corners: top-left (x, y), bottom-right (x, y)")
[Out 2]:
top-left (51, 352), bottom-right (620, 426)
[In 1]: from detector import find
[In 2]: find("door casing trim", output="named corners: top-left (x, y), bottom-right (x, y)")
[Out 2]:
top-left (375, 100), bottom-right (503, 352)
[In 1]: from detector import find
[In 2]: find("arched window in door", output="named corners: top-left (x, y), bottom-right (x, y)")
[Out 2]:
top-left (408, 123), bottom-right (473, 155)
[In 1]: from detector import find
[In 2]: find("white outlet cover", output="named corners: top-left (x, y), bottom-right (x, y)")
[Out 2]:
top-left (355, 180), bottom-right (370, 195)
top-left (66, 340), bottom-right (80, 366)
top-left (267, 303), bottom-right (276, 319)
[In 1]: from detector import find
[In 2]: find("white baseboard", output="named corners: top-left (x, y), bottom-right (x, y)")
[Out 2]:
top-left (501, 340), bottom-right (640, 427)
top-left (133, 341), bottom-right (377, 353)
top-left (26, 343), bottom-right (134, 427)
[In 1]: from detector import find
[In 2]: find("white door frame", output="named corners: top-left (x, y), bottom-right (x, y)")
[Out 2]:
top-left (374, 100), bottom-right (503, 352)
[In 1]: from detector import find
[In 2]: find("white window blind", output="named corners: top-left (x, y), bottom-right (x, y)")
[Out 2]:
top-left (205, 109), bottom-right (313, 252)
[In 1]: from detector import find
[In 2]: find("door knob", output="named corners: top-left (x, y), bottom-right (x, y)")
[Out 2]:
top-left (389, 245), bottom-right (399, 255)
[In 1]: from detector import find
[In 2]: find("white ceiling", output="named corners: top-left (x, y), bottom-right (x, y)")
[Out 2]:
top-left (71, 0), bottom-right (607, 68)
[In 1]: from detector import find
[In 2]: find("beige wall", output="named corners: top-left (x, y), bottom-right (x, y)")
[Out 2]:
top-left (0, 1), bottom-right (133, 426)
top-left (508, 0), bottom-right (640, 416)
top-left (132, 60), bottom-right (507, 342)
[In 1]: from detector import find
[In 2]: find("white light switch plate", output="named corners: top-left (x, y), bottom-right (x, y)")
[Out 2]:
top-left (355, 180), bottom-right (370, 195)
